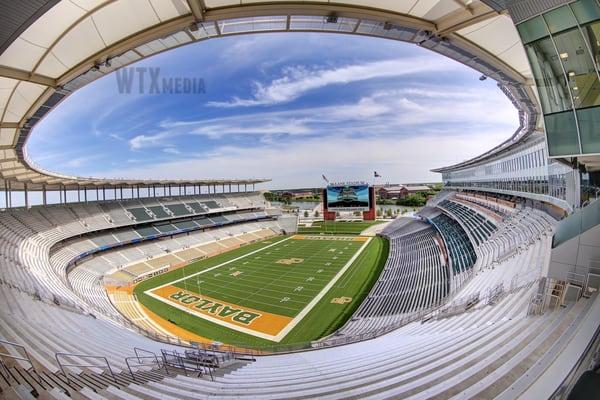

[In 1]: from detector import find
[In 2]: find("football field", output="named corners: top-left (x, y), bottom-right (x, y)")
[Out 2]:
top-left (135, 234), bottom-right (388, 347)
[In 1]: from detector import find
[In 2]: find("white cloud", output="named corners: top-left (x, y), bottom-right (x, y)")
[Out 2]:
top-left (91, 131), bottom-right (510, 188)
top-left (190, 120), bottom-right (312, 139)
top-left (129, 131), bottom-right (173, 150)
top-left (207, 56), bottom-right (461, 108)
top-left (163, 147), bottom-right (181, 155)
top-left (127, 81), bottom-right (516, 150)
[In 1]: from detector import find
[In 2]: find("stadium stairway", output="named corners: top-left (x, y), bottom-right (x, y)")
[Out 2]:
top-left (0, 362), bottom-right (178, 400)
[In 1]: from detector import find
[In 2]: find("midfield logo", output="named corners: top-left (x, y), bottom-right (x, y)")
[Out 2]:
top-left (275, 258), bottom-right (304, 265)
top-left (169, 291), bottom-right (261, 325)
top-left (331, 296), bottom-right (352, 304)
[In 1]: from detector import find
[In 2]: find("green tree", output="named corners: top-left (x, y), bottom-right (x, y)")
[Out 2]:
top-left (314, 210), bottom-right (320, 218)
top-left (386, 208), bottom-right (393, 217)
top-left (395, 193), bottom-right (427, 207)
top-left (304, 210), bottom-right (309, 218)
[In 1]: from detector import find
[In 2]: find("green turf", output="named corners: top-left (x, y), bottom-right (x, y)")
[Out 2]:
top-left (172, 238), bottom-right (364, 317)
top-left (134, 235), bottom-right (388, 350)
top-left (298, 220), bottom-right (385, 235)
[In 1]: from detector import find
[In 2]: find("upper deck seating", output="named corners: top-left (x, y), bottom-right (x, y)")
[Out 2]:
top-left (430, 213), bottom-right (477, 274)
top-left (438, 199), bottom-right (497, 246)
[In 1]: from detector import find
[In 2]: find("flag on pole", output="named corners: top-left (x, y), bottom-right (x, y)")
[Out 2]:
top-left (374, 171), bottom-right (381, 178)
top-left (322, 174), bottom-right (329, 183)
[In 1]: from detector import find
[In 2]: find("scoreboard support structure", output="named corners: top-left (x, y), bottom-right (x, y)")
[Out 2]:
top-left (322, 186), bottom-right (376, 221)
top-left (362, 187), bottom-right (376, 221)
top-left (322, 188), bottom-right (337, 221)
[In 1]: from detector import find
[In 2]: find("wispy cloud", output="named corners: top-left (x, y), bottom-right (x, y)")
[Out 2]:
top-left (163, 147), bottom-right (181, 155)
top-left (190, 120), bottom-right (312, 139)
top-left (207, 56), bottom-right (460, 108)
top-left (127, 81), bottom-right (516, 151)
top-left (129, 131), bottom-right (173, 150)
top-left (92, 131), bottom-right (510, 187)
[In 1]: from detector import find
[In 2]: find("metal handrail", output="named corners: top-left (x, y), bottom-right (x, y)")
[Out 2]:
top-left (55, 352), bottom-right (117, 384)
top-left (0, 339), bottom-right (42, 385)
top-left (184, 350), bottom-right (215, 381)
top-left (160, 349), bottom-right (189, 376)
top-left (133, 347), bottom-right (160, 363)
top-left (125, 353), bottom-right (165, 381)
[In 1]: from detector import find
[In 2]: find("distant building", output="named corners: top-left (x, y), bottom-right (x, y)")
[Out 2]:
top-left (279, 190), bottom-right (321, 200)
top-left (378, 185), bottom-right (430, 200)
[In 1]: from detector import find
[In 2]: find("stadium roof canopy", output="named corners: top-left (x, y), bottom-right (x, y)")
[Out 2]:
top-left (0, 0), bottom-right (538, 190)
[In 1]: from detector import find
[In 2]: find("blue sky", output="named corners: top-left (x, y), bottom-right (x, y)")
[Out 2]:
top-left (28, 33), bottom-right (518, 189)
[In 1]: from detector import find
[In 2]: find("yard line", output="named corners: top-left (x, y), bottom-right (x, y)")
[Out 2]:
top-left (148, 236), bottom-right (294, 290)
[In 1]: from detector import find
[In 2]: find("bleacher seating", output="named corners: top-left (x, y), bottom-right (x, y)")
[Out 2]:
top-left (336, 221), bottom-right (449, 337)
top-left (0, 190), bottom-right (597, 400)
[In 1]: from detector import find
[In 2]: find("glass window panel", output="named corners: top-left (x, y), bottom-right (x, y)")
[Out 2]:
top-left (525, 38), bottom-right (572, 113)
top-left (577, 106), bottom-right (600, 153)
top-left (552, 27), bottom-right (600, 108)
top-left (553, 206), bottom-right (582, 247)
top-left (571, 0), bottom-right (600, 25)
top-left (580, 21), bottom-right (600, 73)
top-left (544, 6), bottom-right (578, 34)
top-left (545, 111), bottom-right (581, 156)
top-left (581, 198), bottom-right (600, 232)
top-left (517, 16), bottom-right (549, 44)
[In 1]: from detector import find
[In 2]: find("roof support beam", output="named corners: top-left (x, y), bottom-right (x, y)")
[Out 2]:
top-left (0, 66), bottom-right (56, 87)
top-left (451, 0), bottom-right (475, 14)
top-left (203, 4), bottom-right (435, 31)
top-left (435, 4), bottom-right (500, 36)
top-left (0, 122), bottom-right (19, 129)
top-left (58, 15), bottom-right (195, 85)
top-left (187, 0), bottom-right (206, 21)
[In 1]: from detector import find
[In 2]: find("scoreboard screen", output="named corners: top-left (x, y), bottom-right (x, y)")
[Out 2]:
top-left (327, 185), bottom-right (370, 211)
